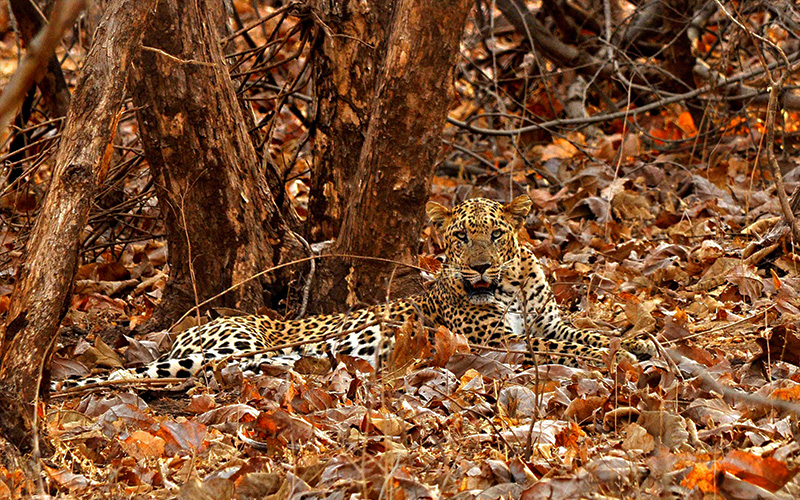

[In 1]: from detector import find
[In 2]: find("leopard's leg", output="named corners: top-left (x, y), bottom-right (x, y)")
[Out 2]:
top-left (524, 337), bottom-right (611, 367)
top-left (526, 300), bottom-right (608, 348)
top-left (620, 337), bottom-right (657, 360)
top-left (525, 296), bottom-right (654, 362)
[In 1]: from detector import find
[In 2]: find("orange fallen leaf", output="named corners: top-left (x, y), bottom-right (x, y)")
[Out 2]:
top-left (123, 429), bottom-right (166, 460)
top-left (718, 449), bottom-right (796, 492)
top-left (682, 462), bottom-right (718, 493)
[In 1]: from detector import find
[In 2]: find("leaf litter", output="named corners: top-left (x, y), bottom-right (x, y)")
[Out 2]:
top-left (2, 4), bottom-right (800, 499)
top-left (28, 145), bottom-right (800, 497)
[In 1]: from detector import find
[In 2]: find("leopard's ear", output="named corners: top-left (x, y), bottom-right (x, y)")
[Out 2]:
top-left (426, 200), bottom-right (452, 230)
top-left (503, 195), bottom-right (532, 228)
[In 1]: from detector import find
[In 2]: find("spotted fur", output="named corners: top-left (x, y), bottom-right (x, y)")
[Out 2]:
top-left (58, 196), bottom-right (655, 388)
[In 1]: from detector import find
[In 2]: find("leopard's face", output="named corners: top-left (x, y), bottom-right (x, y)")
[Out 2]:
top-left (427, 196), bottom-right (532, 304)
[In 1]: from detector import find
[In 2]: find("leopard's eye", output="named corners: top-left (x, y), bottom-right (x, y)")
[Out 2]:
top-left (453, 230), bottom-right (468, 242)
top-left (491, 229), bottom-right (504, 241)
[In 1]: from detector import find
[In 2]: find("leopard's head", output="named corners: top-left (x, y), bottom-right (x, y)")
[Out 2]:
top-left (426, 196), bottom-right (531, 304)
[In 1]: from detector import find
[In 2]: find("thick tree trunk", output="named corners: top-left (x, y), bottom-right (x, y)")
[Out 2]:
top-left (131, 0), bottom-right (300, 328)
top-left (0, 0), bottom-right (153, 453)
top-left (310, 0), bottom-right (470, 312)
top-left (305, 1), bottom-right (394, 242)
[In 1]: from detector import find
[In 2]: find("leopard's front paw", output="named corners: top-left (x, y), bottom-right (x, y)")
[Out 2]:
top-left (613, 349), bottom-right (637, 364)
top-left (622, 338), bottom-right (657, 361)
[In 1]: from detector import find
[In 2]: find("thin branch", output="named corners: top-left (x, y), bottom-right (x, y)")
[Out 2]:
top-left (0, 0), bottom-right (85, 136)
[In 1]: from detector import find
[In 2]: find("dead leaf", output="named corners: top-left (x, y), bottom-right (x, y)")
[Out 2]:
top-left (718, 449), bottom-right (796, 492)
top-left (122, 430), bottom-right (166, 460)
top-left (754, 325), bottom-right (800, 367)
top-left (638, 411), bottom-right (688, 450)
top-left (177, 477), bottom-right (233, 500)
top-left (622, 423), bottom-right (655, 453)
top-left (431, 326), bottom-right (469, 368)
top-left (563, 396), bottom-right (605, 422)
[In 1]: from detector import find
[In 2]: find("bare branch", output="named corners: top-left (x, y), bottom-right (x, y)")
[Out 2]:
top-left (0, 0), bottom-right (85, 137)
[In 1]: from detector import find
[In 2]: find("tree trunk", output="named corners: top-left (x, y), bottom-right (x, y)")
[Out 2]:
top-left (305, 0), bottom-right (394, 242)
top-left (309, 0), bottom-right (470, 312)
top-left (131, 0), bottom-right (300, 329)
top-left (0, 0), bottom-right (154, 453)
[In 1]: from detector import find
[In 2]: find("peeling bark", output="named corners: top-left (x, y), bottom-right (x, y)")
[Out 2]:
top-left (306, 0), bottom-right (394, 242)
top-left (131, 0), bottom-right (300, 328)
top-left (309, 0), bottom-right (470, 311)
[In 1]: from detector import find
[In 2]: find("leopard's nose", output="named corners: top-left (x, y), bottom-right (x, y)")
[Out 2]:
top-left (471, 263), bottom-right (491, 275)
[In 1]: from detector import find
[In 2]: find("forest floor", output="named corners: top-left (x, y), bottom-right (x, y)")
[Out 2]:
top-left (3, 3), bottom-right (800, 500)
top-left (15, 133), bottom-right (800, 499)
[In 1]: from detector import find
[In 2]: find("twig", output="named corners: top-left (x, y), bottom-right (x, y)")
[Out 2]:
top-left (169, 253), bottom-right (427, 331)
top-left (293, 232), bottom-right (314, 319)
top-left (668, 349), bottom-right (800, 417)
top-left (712, 0), bottom-right (800, 243)
top-left (51, 377), bottom-right (187, 398)
top-left (0, 0), bottom-right (86, 136)
top-left (446, 49), bottom-right (800, 137)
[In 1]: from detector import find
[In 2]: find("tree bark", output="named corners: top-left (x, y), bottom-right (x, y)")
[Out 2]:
top-left (131, 0), bottom-right (300, 329)
top-left (310, 0), bottom-right (470, 312)
top-left (305, 0), bottom-right (394, 242)
top-left (0, 0), bottom-right (153, 453)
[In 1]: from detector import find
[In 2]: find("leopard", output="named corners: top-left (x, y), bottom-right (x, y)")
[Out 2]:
top-left (56, 196), bottom-right (655, 389)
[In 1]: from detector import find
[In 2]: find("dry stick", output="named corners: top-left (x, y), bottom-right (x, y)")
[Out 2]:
top-left (51, 378), bottom-right (187, 398)
top-left (672, 304), bottom-right (775, 343)
top-left (765, 81), bottom-right (800, 242)
top-left (668, 349), bottom-right (800, 417)
top-left (0, 0), bottom-right (85, 136)
top-left (714, 0), bottom-right (799, 242)
top-left (293, 232), bottom-right (315, 319)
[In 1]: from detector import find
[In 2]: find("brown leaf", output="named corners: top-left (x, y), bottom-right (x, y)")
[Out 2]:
top-left (446, 352), bottom-right (515, 379)
top-left (235, 473), bottom-right (282, 499)
top-left (389, 316), bottom-right (432, 371)
top-left (563, 396), bottom-right (605, 422)
top-left (253, 409), bottom-right (314, 442)
top-left (418, 254), bottom-right (442, 274)
top-left (43, 465), bottom-right (91, 493)
top-left (155, 420), bottom-right (208, 456)
top-left (726, 265), bottom-right (764, 302)
top-left (553, 421), bottom-right (586, 449)
top-left (498, 386), bottom-right (538, 419)
top-left (178, 477), bottom-right (234, 500)
top-left (624, 300), bottom-right (656, 334)
top-left (621, 423), bottom-right (655, 453)
top-left (361, 411), bottom-right (410, 437)
top-left (77, 337), bottom-right (123, 368)
top-left (185, 394), bottom-right (216, 414)
top-left (754, 324), bottom-right (800, 367)
top-left (612, 191), bottom-right (654, 220)
top-left (716, 471), bottom-right (782, 500)
top-left (196, 404), bottom-right (259, 425)
top-left (431, 326), bottom-right (469, 368)
top-left (637, 410), bottom-right (688, 450)
top-left (682, 462), bottom-right (718, 493)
